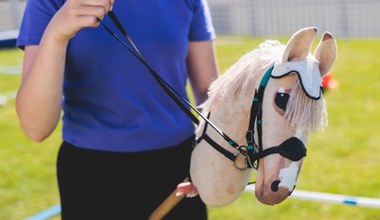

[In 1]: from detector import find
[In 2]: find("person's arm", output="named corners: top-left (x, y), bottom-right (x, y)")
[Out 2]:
top-left (186, 40), bottom-right (219, 106)
top-left (16, 0), bottom-right (113, 142)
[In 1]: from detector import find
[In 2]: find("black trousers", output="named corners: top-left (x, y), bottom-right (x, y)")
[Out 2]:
top-left (57, 136), bottom-right (207, 220)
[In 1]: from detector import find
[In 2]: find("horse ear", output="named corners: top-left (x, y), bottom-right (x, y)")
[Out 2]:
top-left (314, 32), bottom-right (337, 77)
top-left (282, 27), bottom-right (318, 62)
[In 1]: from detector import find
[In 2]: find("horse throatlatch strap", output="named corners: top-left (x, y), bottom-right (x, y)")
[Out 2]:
top-left (194, 113), bottom-right (237, 162)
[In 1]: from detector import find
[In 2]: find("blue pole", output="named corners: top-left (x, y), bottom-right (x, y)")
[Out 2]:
top-left (25, 204), bottom-right (61, 220)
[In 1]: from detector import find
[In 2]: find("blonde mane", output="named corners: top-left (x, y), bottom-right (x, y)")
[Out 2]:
top-left (201, 40), bottom-right (327, 132)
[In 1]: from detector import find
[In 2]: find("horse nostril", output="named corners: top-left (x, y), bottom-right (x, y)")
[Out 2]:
top-left (271, 180), bottom-right (281, 192)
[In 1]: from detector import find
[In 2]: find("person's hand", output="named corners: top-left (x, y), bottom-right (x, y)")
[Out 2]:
top-left (46, 0), bottom-right (114, 43)
top-left (176, 181), bottom-right (199, 198)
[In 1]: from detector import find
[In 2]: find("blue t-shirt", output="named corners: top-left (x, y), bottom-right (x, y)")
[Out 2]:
top-left (17, 0), bottom-right (215, 152)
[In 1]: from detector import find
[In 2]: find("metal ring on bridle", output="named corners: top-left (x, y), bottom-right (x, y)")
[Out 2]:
top-left (232, 149), bottom-right (249, 170)
top-left (239, 145), bottom-right (260, 170)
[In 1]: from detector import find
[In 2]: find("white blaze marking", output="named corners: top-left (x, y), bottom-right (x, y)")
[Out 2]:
top-left (278, 162), bottom-right (299, 191)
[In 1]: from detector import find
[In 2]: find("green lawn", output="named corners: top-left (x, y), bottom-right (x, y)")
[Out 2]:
top-left (1, 37), bottom-right (380, 219)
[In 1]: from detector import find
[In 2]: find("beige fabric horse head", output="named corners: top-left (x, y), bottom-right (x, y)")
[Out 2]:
top-left (190, 27), bottom-right (337, 206)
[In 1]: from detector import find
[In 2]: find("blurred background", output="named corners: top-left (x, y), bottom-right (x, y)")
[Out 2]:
top-left (2, 0), bottom-right (380, 37)
top-left (1, 0), bottom-right (380, 219)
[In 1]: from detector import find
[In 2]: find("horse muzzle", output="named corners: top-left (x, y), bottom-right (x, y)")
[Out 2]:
top-left (254, 161), bottom-right (300, 205)
top-left (254, 137), bottom-right (306, 205)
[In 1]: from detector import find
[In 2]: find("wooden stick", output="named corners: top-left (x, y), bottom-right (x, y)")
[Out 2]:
top-left (148, 177), bottom-right (189, 220)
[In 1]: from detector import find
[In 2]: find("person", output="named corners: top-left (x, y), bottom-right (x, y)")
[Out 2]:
top-left (16, 0), bottom-right (219, 219)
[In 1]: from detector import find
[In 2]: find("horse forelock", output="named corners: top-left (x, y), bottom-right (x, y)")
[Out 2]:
top-left (285, 77), bottom-right (328, 132)
top-left (278, 53), bottom-right (327, 132)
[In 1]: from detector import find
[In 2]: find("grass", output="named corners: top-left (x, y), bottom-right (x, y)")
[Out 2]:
top-left (1, 37), bottom-right (380, 219)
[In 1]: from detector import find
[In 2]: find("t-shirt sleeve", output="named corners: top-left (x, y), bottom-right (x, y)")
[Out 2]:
top-left (188, 0), bottom-right (216, 41)
top-left (17, 0), bottom-right (61, 48)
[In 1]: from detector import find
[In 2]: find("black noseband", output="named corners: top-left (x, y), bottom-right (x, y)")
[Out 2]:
top-left (260, 137), bottom-right (307, 162)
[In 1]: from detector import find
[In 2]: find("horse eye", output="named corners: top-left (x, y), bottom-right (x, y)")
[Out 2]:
top-left (275, 92), bottom-right (289, 112)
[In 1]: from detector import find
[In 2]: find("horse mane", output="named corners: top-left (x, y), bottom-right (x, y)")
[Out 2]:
top-left (201, 40), bottom-right (327, 132)
top-left (204, 40), bottom-right (283, 106)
